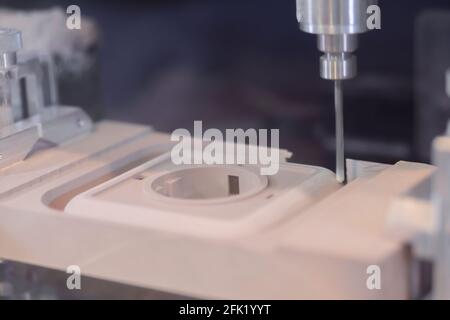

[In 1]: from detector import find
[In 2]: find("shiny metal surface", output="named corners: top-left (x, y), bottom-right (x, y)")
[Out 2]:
top-left (320, 53), bottom-right (356, 80)
top-left (317, 34), bottom-right (358, 53)
top-left (297, 0), bottom-right (377, 35)
top-left (296, 0), bottom-right (378, 80)
top-left (334, 80), bottom-right (345, 184)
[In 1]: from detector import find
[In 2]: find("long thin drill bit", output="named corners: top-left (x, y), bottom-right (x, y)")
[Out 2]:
top-left (334, 80), bottom-right (346, 184)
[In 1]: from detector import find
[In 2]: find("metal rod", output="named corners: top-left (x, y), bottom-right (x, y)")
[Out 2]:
top-left (334, 80), bottom-right (346, 184)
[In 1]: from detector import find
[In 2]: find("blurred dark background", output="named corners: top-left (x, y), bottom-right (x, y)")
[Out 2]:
top-left (1, 0), bottom-right (450, 169)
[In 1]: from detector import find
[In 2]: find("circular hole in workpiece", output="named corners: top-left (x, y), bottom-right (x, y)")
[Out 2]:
top-left (148, 166), bottom-right (268, 203)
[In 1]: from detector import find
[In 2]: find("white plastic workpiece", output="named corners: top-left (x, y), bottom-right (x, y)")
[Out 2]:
top-left (64, 154), bottom-right (339, 239)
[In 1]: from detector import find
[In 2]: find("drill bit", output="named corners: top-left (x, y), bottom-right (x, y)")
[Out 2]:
top-left (334, 80), bottom-right (346, 184)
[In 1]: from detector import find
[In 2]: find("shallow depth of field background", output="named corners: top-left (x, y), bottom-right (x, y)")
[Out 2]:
top-left (2, 0), bottom-right (450, 168)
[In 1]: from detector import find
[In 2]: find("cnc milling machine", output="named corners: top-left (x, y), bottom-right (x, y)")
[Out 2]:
top-left (0, 1), bottom-right (449, 300)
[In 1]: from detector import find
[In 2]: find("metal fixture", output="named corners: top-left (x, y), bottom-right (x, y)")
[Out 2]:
top-left (0, 28), bottom-right (22, 127)
top-left (0, 28), bottom-right (92, 170)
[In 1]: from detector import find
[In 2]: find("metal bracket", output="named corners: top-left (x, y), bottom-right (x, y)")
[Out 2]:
top-left (0, 28), bottom-right (93, 170)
